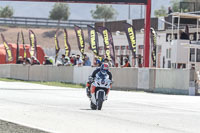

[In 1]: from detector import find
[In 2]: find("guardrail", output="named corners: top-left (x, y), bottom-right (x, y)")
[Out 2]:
top-left (0, 16), bottom-right (99, 28)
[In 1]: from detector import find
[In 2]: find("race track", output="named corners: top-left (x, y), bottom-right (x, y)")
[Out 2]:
top-left (0, 81), bottom-right (199, 133)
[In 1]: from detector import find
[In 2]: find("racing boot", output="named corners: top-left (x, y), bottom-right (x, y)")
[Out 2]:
top-left (104, 95), bottom-right (108, 100)
top-left (91, 93), bottom-right (96, 105)
top-left (86, 87), bottom-right (91, 98)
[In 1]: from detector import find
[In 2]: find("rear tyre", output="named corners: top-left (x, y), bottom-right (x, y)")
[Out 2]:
top-left (90, 102), bottom-right (97, 110)
top-left (97, 92), bottom-right (104, 110)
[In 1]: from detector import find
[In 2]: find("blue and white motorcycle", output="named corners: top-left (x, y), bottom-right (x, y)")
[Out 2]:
top-left (89, 74), bottom-right (112, 110)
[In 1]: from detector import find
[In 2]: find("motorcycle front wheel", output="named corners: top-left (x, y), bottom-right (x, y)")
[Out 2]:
top-left (97, 91), bottom-right (104, 110)
top-left (90, 101), bottom-right (97, 110)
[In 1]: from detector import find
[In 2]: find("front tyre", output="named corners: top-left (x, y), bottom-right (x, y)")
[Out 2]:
top-left (97, 91), bottom-right (104, 110)
top-left (90, 101), bottom-right (97, 110)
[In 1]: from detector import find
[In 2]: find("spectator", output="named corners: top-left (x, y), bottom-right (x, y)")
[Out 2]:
top-left (70, 54), bottom-right (75, 65)
top-left (122, 58), bottom-right (131, 67)
top-left (22, 58), bottom-right (26, 65)
top-left (43, 56), bottom-right (53, 65)
top-left (31, 56), bottom-right (40, 65)
top-left (76, 54), bottom-right (83, 66)
top-left (168, 7), bottom-right (173, 15)
top-left (138, 55), bottom-right (143, 67)
top-left (64, 56), bottom-right (71, 66)
top-left (92, 56), bottom-right (102, 67)
top-left (61, 54), bottom-right (66, 65)
top-left (185, 24), bottom-right (189, 37)
top-left (16, 56), bottom-right (23, 64)
top-left (24, 58), bottom-right (31, 65)
top-left (83, 56), bottom-right (91, 66)
top-left (70, 54), bottom-right (77, 66)
top-left (57, 54), bottom-right (66, 66)
top-left (104, 57), bottom-right (112, 67)
top-left (104, 55), bottom-right (115, 67)
top-left (180, 30), bottom-right (189, 40)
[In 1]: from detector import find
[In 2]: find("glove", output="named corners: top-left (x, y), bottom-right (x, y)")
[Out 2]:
top-left (88, 76), bottom-right (94, 83)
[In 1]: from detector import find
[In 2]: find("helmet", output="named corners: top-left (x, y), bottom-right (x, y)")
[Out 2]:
top-left (100, 63), bottom-right (109, 75)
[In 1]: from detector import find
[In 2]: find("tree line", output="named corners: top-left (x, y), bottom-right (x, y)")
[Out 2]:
top-left (0, 3), bottom-right (118, 22)
top-left (154, 0), bottom-right (200, 17)
top-left (1, 0), bottom-right (199, 21)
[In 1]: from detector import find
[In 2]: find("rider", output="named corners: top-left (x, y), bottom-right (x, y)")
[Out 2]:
top-left (86, 63), bottom-right (112, 98)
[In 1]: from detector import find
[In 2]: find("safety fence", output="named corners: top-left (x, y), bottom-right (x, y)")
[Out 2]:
top-left (0, 17), bottom-right (98, 28)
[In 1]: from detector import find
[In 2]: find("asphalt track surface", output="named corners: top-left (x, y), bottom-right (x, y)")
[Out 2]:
top-left (0, 81), bottom-right (199, 133)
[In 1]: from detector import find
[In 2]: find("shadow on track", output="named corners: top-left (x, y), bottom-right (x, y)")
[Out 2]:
top-left (79, 109), bottom-right (93, 111)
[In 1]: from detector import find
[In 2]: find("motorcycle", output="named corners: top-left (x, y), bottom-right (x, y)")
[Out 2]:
top-left (88, 74), bottom-right (112, 110)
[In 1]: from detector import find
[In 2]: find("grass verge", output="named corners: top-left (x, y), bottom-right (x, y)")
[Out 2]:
top-left (0, 78), bottom-right (84, 88)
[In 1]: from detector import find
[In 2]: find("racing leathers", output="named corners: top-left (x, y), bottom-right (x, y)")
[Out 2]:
top-left (86, 68), bottom-right (112, 98)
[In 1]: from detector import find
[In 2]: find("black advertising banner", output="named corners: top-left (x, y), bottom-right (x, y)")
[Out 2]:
top-left (21, 31), bottom-right (26, 59)
top-left (151, 28), bottom-right (157, 67)
top-left (98, 26), bottom-right (115, 64)
top-left (74, 25), bottom-right (85, 59)
top-left (1, 34), bottom-right (13, 62)
top-left (87, 25), bottom-right (99, 56)
top-left (55, 29), bottom-right (60, 63)
top-left (29, 30), bottom-right (37, 58)
top-left (124, 22), bottom-right (136, 58)
top-left (64, 29), bottom-right (71, 57)
top-left (16, 32), bottom-right (20, 63)
top-left (1, 0), bottom-right (147, 5)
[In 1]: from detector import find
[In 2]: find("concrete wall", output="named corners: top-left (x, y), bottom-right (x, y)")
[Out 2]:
top-left (137, 68), bottom-right (151, 90)
top-left (73, 66), bottom-right (96, 84)
top-left (0, 64), bottom-right (11, 78)
top-left (0, 64), bottom-right (191, 95)
top-left (28, 65), bottom-right (74, 83)
top-left (10, 65), bottom-right (29, 80)
top-left (110, 67), bottom-right (138, 90)
top-left (48, 66), bottom-right (74, 83)
top-left (29, 65), bottom-right (48, 81)
top-left (154, 68), bottom-right (190, 95)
